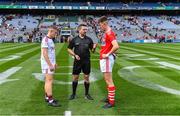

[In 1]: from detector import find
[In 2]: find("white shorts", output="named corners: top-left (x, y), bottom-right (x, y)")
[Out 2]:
top-left (100, 54), bottom-right (115, 73)
top-left (42, 69), bottom-right (54, 74)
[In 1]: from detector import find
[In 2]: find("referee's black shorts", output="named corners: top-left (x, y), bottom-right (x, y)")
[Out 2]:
top-left (72, 59), bottom-right (91, 75)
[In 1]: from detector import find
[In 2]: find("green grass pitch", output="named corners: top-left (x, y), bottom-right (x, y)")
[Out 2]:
top-left (0, 43), bottom-right (180, 115)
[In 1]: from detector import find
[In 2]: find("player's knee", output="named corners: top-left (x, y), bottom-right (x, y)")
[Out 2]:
top-left (73, 78), bottom-right (79, 81)
top-left (45, 77), bottom-right (53, 83)
top-left (84, 75), bottom-right (89, 81)
top-left (105, 79), bottom-right (114, 86)
top-left (84, 78), bottom-right (89, 83)
top-left (105, 78), bottom-right (111, 84)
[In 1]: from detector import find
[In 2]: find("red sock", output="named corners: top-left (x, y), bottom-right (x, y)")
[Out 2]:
top-left (48, 95), bottom-right (53, 100)
top-left (108, 86), bottom-right (115, 105)
top-left (45, 93), bottom-right (53, 101)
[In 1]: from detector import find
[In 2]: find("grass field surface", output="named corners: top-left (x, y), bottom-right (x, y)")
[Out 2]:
top-left (0, 43), bottom-right (180, 115)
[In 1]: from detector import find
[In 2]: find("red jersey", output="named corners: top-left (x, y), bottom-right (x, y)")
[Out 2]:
top-left (100, 29), bottom-right (116, 59)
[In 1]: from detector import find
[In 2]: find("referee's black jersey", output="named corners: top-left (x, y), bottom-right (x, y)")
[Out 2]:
top-left (68, 35), bottom-right (94, 59)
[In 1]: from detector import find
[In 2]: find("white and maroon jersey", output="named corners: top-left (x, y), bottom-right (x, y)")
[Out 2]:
top-left (41, 36), bottom-right (56, 70)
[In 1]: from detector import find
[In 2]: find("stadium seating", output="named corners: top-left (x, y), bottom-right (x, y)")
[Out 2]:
top-left (0, 14), bottom-right (179, 43)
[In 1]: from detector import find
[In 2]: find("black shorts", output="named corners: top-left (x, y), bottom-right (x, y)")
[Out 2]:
top-left (72, 59), bottom-right (91, 75)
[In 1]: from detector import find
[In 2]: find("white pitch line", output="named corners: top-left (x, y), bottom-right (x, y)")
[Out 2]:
top-left (127, 57), bottom-right (159, 61)
top-left (32, 68), bottom-right (102, 85)
top-left (0, 67), bottom-right (22, 84)
top-left (121, 46), bottom-right (180, 60)
top-left (119, 66), bottom-right (180, 95)
top-left (64, 111), bottom-right (71, 116)
top-left (123, 54), bottom-right (145, 57)
top-left (0, 67), bottom-right (22, 80)
top-left (0, 55), bottom-right (21, 61)
top-left (156, 62), bottom-right (180, 70)
top-left (33, 72), bottom-right (98, 85)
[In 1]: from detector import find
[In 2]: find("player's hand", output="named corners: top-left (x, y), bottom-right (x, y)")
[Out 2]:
top-left (102, 54), bottom-right (109, 59)
top-left (74, 55), bottom-right (80, 60)
top-left (49, 64), bottom-right (55, 71)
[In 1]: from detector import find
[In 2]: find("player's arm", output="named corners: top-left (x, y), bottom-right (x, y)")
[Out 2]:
top-left (42, 48), bottom-right (54, 70)
top-left (108, 40), bottom-right (119, 55)
top-left (102, 40), bottom-right (119, 58)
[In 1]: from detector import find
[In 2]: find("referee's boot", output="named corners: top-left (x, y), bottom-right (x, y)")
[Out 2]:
top-left (85, 94), bottom-right (94, 100)
top-left (69, 94), bottom-right (76, 100)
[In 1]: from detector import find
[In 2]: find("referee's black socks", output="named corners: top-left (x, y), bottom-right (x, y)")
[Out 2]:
top-left (84, 82), bottom-right (90, 95)
top-left (72, 80), bottom-right (78, 95)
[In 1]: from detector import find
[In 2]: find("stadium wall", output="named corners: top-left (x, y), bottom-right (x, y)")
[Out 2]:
top-left (0, 8), bottom-right (179, 16)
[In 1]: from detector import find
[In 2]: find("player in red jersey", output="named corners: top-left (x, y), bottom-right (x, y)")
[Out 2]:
top-left (98, 16), bottom-right (119, 109)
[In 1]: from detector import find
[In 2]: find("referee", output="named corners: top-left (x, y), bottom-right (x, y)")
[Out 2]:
top-left (67, 24), bottom-right (96, 100)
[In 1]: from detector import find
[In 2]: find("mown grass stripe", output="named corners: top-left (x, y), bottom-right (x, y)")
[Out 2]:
top-left (0, 46), bottom-right (40, 72)
top-left (116, 55), bottom-right (180, 88)
top-left (1, 43), bottom-right (180, 115)
top-left (0, 46), bottom-right (40, 65)
top-left (127, 43), bottom-right (180, 51)
top-left (123, 43), bottom-right (180, 47)
top-left (0, 45), bottom-right (40, 58)
top-left (121, 43), bottom-right (180, 56)
top-left (120, 46), bottom-right (180, 61)
top-left (0, 44), bottom-right (39, 58)
top-left (119, 45), bottom-right (180, 83)
top-left (0, 43), bottom-right (38, 53)
top-left (0, 44), bottom-right (24, 49)
top-left (0, 43), bottom-right (20, 47)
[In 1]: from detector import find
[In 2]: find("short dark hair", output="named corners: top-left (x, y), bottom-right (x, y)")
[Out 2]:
top-left (98, 16), bottom-right (108, 24)
top-left (77, 24), bottom-right (87, 30)
top-left (49, 26), bottom-right (59, 31)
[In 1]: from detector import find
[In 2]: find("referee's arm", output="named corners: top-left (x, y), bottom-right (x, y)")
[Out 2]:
top-left (89, 38), bottom-right (97, 53)
top-left (67, 48), bottom-right (76, 57)
top-left (67, 38), bottom-right (76, 56)
top-left (67, 38), bottom-right (80, 60)
top-left (67, 48), bottom-right (80, 60)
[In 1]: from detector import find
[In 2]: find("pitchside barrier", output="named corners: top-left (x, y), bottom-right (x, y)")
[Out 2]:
top-left (122, 39), bottom-right (180, 43)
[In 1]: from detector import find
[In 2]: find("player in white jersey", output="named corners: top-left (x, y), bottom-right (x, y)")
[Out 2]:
top-left (41, 26), bottom-right (60, 107)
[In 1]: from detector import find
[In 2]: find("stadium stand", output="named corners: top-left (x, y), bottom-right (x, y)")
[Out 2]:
top-left (0, 0), bottom-right (179, 43)
top-left (0, 14), bottom-right (179, 43)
